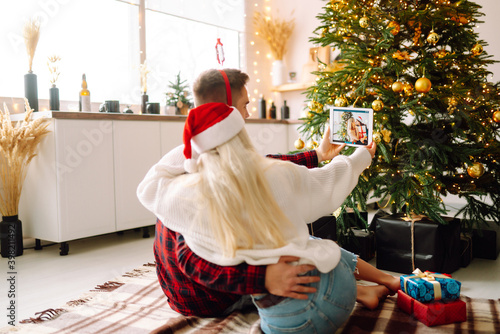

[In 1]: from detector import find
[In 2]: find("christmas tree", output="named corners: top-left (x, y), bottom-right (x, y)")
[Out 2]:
top-left (302, 0), bottom-right (499, 233)
top-left (166, 72), bottom-right (192, 113)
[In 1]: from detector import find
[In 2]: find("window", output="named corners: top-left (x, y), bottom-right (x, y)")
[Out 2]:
top-left (144, 0), bottom-right (244, 105)
top-left (0, 0), bottom-right (244, 108)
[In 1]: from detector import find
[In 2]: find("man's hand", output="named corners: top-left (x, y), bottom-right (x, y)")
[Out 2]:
top-left (265, 256), bottom-right (320, 300)
top-left (315, 126), bottom-right (346, 163)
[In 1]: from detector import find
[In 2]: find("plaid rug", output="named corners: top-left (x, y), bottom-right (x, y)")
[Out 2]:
top-left (2, 264), bottom-right (499, 333)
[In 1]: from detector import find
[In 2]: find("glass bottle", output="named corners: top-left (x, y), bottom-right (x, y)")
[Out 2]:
top-left (79, 73), bottom-right (91, 112)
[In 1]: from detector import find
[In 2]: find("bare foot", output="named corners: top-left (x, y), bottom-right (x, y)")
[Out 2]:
top-left (381, 275), bottom-right (401, 295)
top-left (357, 285), bottom-right (391, 310)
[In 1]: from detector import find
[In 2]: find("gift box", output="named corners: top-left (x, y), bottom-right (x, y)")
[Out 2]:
top-left (307, 215), bottom-right (336, 241)
top-left (375, 214), bottom-right (461, 274)
top-left (400, 269), bottom-right (461, 302)
top-left (397, 290), bottom-right (466, 327)
top-left (460, 234), bottom-right (473, 267)
top-left (341, 228), bottom-right (375, 262)
top-left (472, 222), bottom-right (500, 260)
top-left (343, 209), bottom-right (369, 229)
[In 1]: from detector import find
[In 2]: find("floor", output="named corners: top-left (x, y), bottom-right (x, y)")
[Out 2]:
top-left (1, 216), bottom-right (499, 328)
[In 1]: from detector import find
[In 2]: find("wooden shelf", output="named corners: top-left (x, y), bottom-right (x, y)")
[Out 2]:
top-left (271, 82), bottom-right (313, 92)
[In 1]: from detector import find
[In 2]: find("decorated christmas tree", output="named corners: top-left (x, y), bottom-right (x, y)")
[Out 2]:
top-left (302, 0), bottom-right (499, 233)
top-left (166, 72), bottom-right (192, 114)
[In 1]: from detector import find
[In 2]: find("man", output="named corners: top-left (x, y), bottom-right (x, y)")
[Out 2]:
top-left (152, 69), bottom-right (345, 317)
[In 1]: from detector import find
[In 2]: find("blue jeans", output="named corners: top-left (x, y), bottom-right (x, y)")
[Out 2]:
top-left (252, 248), bottom-right (358, 334)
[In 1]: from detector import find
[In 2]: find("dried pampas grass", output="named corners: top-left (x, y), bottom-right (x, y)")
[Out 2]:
top-left (253, 11), bottom-right (295, 61)
top-left (23, 18), bottom-right (41, 73)
top-left (0, 99), bottom-right (50, 216)
top-left (47, 55), bottom-right (61, 86)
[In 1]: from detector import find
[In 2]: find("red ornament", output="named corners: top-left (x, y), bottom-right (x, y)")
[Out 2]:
top-left (215, 38), bottom-right (225, 66)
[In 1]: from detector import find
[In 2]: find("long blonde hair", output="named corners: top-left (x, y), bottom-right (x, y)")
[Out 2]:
top-left (195, 129), bottom-right (295, 257)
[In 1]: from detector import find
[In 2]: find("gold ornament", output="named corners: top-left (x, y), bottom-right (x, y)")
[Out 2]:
top-left (492, 110), bottom-right (500, 123)
top-left (373, 132), bottom-right (382, 143)
top-left (392, 50), bottom-right (412, 61)
top-left (403, 83), bottom-right (414, 96)
top-left (307, 140), bottom-right (318, 150)
top-left (372, 99), bottom-right (384, 111)
top-left (380, 129), bottom-right (392, 143)
top-left (449, 97), bottom-right (459, 106)
top-left (415, 77), bottom-right (432, 93)
top-left (388, 21), bottom-right (400, 35)
top-left (426, 31), bottom-right (440, 45)
top-left (334, 96), bottom-right (348, 107)
top-left (359, 16), bottom-right (369, 28)
top-left (294, 138), bottom-right (305, 150)
top-left (451, 14), bottom-right (469, 24)
top-left (392, 81), bottom-right (404, 93)
top-left (368, 57), bottom-right (381, 67)
top-left (467, 162), bottom-right (485, 178)
top-left (471, 44), bottom-right (483, 56)
top-left (434, 49), bottom-right (449, 58)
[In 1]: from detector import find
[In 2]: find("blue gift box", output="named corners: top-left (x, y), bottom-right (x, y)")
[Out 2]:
top-left (400, 269), bottom-right (461, 303)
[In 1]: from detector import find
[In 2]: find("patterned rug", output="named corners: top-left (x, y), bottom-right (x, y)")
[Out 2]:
top-left (2, 264), bottom-right (499, 333)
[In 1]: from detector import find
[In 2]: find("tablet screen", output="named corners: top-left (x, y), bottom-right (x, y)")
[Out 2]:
top-left (330, 106), bottom-right (373, 147)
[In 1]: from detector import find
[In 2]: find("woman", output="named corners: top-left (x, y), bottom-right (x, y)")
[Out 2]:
top-left (138, 103), bottom-right (398, 333)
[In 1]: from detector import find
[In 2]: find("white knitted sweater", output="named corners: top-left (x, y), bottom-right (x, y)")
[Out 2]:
top-left (137, 145), bottom-right (372, 273)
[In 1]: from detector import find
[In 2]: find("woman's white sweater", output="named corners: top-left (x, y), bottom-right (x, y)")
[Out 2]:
top-left (137, 145), bottom-right (372, 273)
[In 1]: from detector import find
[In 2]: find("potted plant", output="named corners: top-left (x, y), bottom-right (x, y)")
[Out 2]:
top-left (165, 72), bottom-right (192, 115)
top-left (0, 99), bottom-right (50, 258)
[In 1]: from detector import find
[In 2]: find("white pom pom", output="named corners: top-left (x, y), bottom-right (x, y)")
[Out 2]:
top-left (184, 159), bottom-right (198, 173)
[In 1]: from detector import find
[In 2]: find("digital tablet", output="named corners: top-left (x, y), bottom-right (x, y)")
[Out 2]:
top-left (330, 106), bottom-right (373, 147)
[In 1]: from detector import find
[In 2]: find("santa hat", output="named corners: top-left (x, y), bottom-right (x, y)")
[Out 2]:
top-left (356, 116), bottom-right (364, 124)
top-left (183, 102), bottom-right (244, 173)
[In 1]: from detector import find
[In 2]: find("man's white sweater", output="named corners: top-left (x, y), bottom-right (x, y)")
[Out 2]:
top-left (137, 145), bottom-right (372, 273)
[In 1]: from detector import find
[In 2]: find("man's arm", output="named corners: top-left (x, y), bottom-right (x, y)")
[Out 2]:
top-left (267, 126), bottom-right (345, 167)
top-left (266, 150), bottom-right (318, 168)
top-left (174, 230), bottom-right (318, 297)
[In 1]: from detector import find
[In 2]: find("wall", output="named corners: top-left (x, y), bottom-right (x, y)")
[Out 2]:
top-left (244, 0), bottom-right (324, 122)
top-left (244, 0), bottom-right (500, 123)
top-left (475, 0), bottom-right (500, 82)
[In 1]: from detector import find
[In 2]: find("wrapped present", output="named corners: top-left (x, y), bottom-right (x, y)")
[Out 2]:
top-left (472, 222), bottom-right (500, 260)
top-left (400, 269), bottom-right (461, 302)
top-left (341, 228), bottom-right (375, 261)
top-left (397, 290), bottom-right (466, 327)
top-left (460, 234), bottom-right (473, 267)
top-left (308, 215), bottom-right (336, 241)
top-left (375, 213), bottom-right (461, 274)
top-left (343, 209), bottom-right (369, 229)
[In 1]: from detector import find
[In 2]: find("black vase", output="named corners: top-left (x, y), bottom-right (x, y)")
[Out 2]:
top-left (49, 86), bottom-right (60, 111)
top-left (24, 72), bottom-right (39, 112)
top-left (141, 94), bottom-right (148, 114)
top-left (0, 215), bottom-right (24, 258)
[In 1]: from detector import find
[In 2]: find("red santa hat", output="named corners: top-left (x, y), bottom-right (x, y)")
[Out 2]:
top-left (183, 102), bottom-right (244, 173)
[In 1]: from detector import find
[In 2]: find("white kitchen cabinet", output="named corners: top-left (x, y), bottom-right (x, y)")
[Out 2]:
top-left (19, 117), bottom-right (116, 245)
top-left (113, 121), bottom-right (161, 231)
top-left (15, 112), bottom-right (299, 255)
top-left (56, 119), bottom-right (116, 241)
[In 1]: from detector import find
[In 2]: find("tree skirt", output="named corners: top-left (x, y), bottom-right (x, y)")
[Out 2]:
top-left (2, 263), bottom-right (499, 333)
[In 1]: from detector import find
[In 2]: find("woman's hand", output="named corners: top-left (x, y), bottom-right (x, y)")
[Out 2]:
top-left (366, 142), bottom-right (377, 159)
